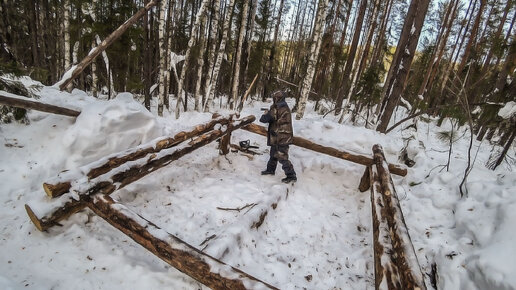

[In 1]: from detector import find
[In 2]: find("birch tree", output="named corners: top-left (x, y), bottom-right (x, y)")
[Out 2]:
top-left (175, 0), bottom-right (210, 118)
top-left (63, 0), bottom-right (71, 91)
top-left (157, 0), bottom-right (169, 116)
top-left (230, 0), bottom-right (250, 110)
top-left (202, 0), bottom-right (221, 111)
top-left (194, 15), bottom-right (207, 111)
top-left (203, 0), bottom-right (237, 112)
top-left (295, 0), bottom-right (329, 120)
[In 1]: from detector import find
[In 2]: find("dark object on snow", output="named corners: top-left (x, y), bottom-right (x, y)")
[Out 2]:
top-left (239, 140), bottom-right (259, 150)
top-left (260, 90), bottom-right (297, 181)
top-left (281, 175), bottom-right (297, 183)
top-left (261, 170), bottom-right (275, 175)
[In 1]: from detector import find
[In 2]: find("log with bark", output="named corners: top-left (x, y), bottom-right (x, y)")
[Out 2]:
top-left (0, 93), bottom-right (80, 117)
top-left (57, 1), bottom-right (159, 91)
top-left (201, 187), bottom-right (289, 261)
top-left (43, 115), bottom-right (236, 198)
top-left (84, 193), bottom-right (277, 290)
top-left (26, 116), bottom-right (256, 231)
top-left (242, 123), bottom-right (407, 176)
top-left (370, 144), bottom-right (426, 290)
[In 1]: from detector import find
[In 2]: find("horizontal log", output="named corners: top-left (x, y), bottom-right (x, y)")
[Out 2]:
top-left (370, 144), bottom-right (425, 290)
top-left (85, 193), bottom-right (277, 290)
top-left (44, 115), bottom-right (235, 198)
top-left (0, 93), bottom-right (80, 117)
top-left (26, 116), bottom-right (256, 231)
top-left (242, 123), bottom-right (407, 176)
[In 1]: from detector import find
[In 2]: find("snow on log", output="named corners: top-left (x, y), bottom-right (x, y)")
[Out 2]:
top-left (43, 115), bottom-right (236, 198)
top-left (370, 144), bottom-right (426, 290)
top-left (201, 186), bottom-right (289, 260)
top-left (84, 193), bottom-right (277, 290)
top-left (56, 1), bottom-right (159, 91)
top-left (26, 116), bottom-right (256, 231)
top-left (0, 92), bottom-right (80, 117)
top-left (242, 123), bottom-right (407, 177)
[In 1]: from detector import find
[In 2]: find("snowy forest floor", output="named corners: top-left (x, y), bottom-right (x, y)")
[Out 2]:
top-left (0, 77), bottom-right (515, 289)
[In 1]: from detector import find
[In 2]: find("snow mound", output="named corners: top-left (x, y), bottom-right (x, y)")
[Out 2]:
top-left (61, 92), bottom-right (163, 168)
top-left (498, 101), bottom-right (516, 119)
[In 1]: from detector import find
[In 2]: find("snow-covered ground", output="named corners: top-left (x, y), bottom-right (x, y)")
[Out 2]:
top-left (0, 77), bottom-right (515, 289)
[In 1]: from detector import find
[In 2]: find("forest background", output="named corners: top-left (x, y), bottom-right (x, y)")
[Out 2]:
top-left (0, 0), bottom-right (515, 166)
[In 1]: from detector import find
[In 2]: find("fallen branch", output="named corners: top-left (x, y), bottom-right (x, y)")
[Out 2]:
top-left (26, 116), bottom-right (256, 231)
top-left (243, 123), bottom-right (407, 176)
top-left (216, 203), bottom-right (257, 212)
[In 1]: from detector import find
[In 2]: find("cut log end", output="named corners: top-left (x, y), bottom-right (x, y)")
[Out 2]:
top-left (43, 182), bottom-right (71, 198)
top-left (25, 204), bottom-right (44, 232)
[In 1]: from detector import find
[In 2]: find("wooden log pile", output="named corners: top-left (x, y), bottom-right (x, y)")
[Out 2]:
top-left (25, 115), bottom-right (280, 289)
top-left (369, 144), bottom-right (426, 290)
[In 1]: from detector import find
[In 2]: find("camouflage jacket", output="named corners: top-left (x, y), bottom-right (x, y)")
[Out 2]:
top-left (259, 97), bottom-right (294, 146)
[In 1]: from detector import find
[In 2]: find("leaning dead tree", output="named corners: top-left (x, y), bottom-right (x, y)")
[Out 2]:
top-left (56, 1), bottom-right (159, 91)
top-left (369, 145), bottom-right (426, 290)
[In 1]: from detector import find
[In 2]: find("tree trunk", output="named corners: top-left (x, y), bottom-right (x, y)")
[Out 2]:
top-left (157, 0), bottom-right (169, 116)
top-left (493, 123), bottom-right (515, 170)
top-left (229, 0), bottom-right (250, 110)
top-left (481, 0), bottom-right (512, 74)
top-left (333, 0), bottom-right (368, 116)
top-left (263, 0), bottom-right (285, 102)
top-left (202, 0), bottom-right (221, 107)
top-left (63, 0), bottom-right (71, 91)
top-left (295, 0), bottom-right (329, 119)
top-left (203, 0), bottom-right (236, 112)
top-left (175, 0), bottom-right (210, 118)
top-left (84, 193), bottom-right (277, 289)
top-left (194, 16), bottom-right (207, 112)
top-left (376, 0), bottom-right (430, 133)
top-left (457, 0), bottom-right (486, 73)
top-left (143, 0), bottom-right (152, 110)
top-left (26, 116), bottom-right (256, 232)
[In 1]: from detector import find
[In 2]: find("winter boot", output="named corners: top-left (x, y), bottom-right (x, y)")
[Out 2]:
top-left (281, 175), bottom-right (297, 183)
top-left (261, 170), bottom-right (275, 175)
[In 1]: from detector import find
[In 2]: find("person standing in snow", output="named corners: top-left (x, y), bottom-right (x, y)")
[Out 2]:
top-left (260, 90), bottom-right (297, 183)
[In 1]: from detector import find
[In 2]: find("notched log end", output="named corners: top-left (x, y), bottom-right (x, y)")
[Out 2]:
top-left (25, 204), bottom-right (45, 232)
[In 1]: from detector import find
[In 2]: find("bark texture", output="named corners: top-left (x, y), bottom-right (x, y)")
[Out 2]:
top-left (370, 145), bottom-right (426, 290)
top-left (85, 193), bottom-right (277, 290)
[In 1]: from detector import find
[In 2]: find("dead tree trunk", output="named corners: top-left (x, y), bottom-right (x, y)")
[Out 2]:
top-left (57, 1), bottom-right (159, 91)
top-left (0, 93), bottom-right (80, 117)
top-left (43, 115), bottom-right (237, 198)
top-left (26, 116), bottom-right (256, 231)
top-left (85, 193), bottom-right (277, 290)
top-left (242, 123), bottom-right (407, 176)
top-left (370, 145), bottom-right (426, 290)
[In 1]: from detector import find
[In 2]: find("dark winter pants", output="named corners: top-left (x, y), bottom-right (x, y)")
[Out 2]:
top-left (267, 145), bottom-right (296, 177)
